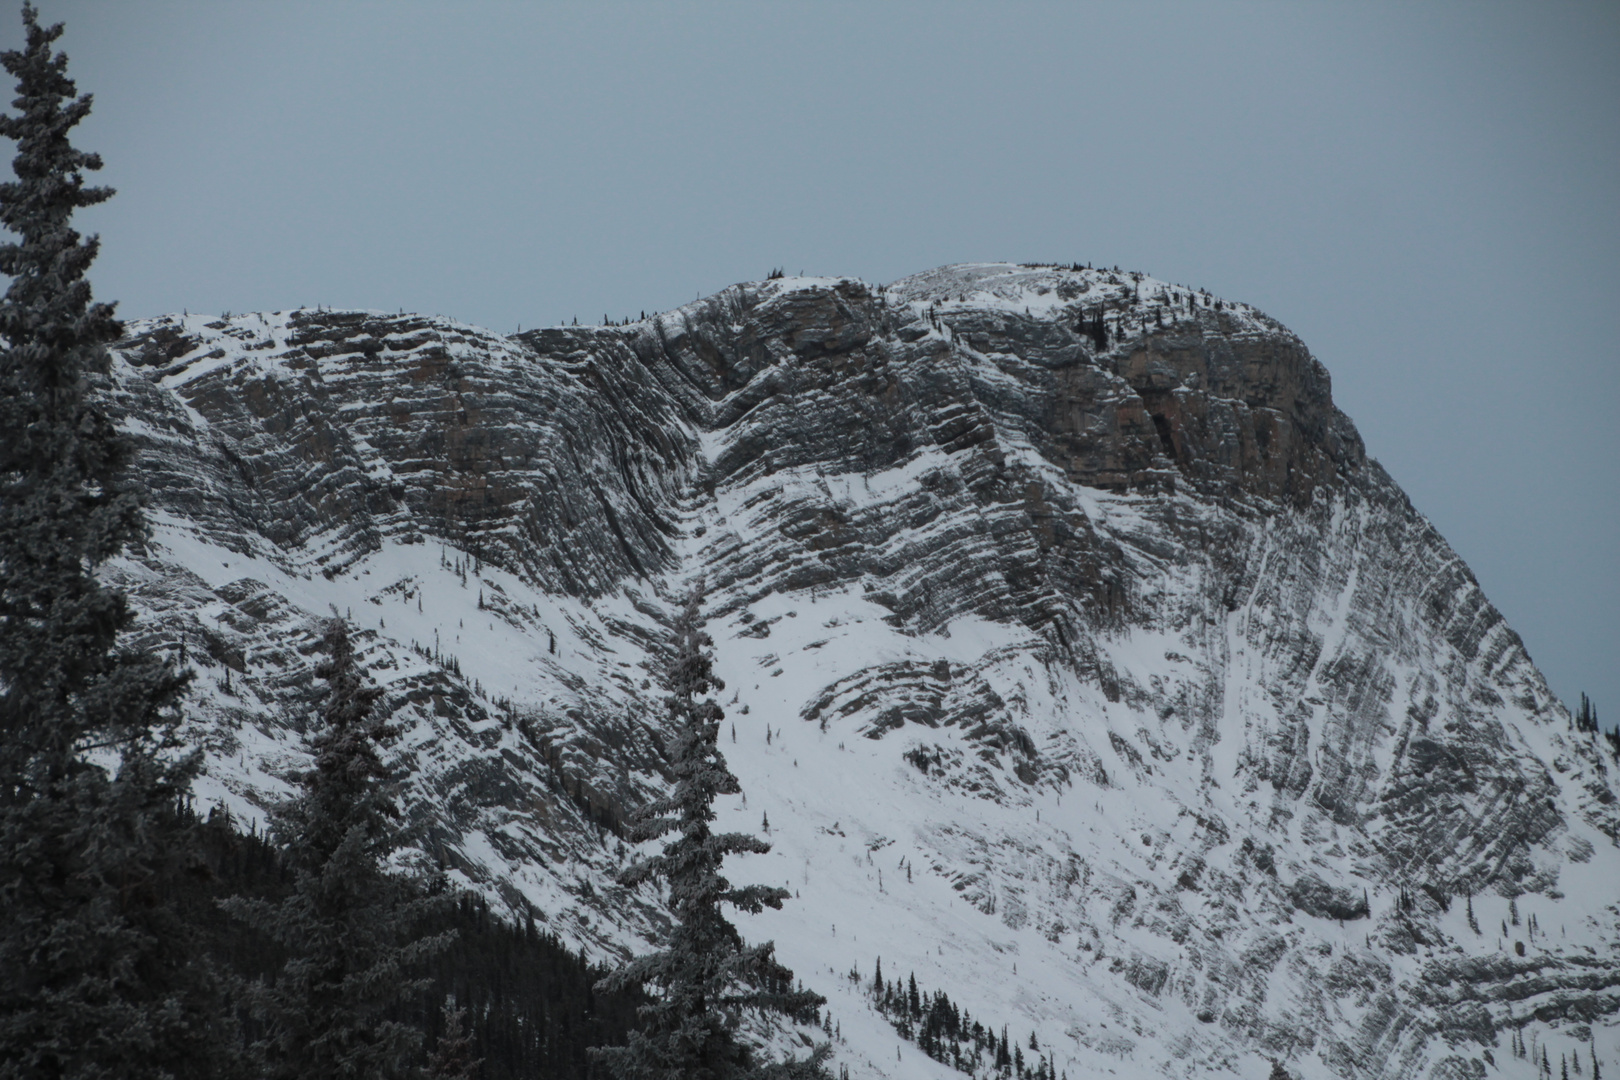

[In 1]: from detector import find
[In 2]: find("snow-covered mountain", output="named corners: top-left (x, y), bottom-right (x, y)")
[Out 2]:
top-left (104, 263), bottom-right (1619, 1080)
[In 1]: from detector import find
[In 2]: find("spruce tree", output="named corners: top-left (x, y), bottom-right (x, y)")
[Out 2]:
top-left (425, 998), bottom-right (481, 1080)
top-left (0, 7), bottom-right (229, 1077)
top-left (221, 618), bottom-right (450, 1080)
top-left (1576, 693), bottom-right (1599, 734)
top-left (593, 583), bottom-right (828, 1080)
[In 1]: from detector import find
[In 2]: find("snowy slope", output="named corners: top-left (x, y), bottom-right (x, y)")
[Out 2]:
top-left (104, 265), bottom-right (1620, 1080)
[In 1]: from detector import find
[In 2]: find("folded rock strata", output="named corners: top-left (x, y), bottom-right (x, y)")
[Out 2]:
top-left (103, 263), bottom-right (1619, 1080)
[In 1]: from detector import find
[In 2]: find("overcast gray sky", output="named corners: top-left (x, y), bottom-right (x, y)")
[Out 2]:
top-left (18, 1), bottom-right (1618, 719)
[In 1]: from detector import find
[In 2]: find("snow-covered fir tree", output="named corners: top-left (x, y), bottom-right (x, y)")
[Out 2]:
top-left (425, 998), bottom-right (482, 1080)
top-left (221, 618), bottom-right (451, 1079)
top-left (0, 7), bottom-right (232, 1076)
top-left (593, 582), bottom-right (830, 1079)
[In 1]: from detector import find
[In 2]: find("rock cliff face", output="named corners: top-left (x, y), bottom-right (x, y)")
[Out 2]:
top-left (106, 264), bottom-right (1618, 1080)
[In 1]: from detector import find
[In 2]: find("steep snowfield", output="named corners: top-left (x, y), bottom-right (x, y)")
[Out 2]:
top-left (103, 265), bottom-right (1620, 1080)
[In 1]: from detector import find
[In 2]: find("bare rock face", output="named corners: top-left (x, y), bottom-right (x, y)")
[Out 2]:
top-left (107, 264), bottom-right (1619, 1080)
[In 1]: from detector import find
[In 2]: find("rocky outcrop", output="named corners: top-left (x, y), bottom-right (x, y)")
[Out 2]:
top-left (1290, 874), bottom-right (1371, 921)
top-left (119, 309), bottom-right (693, 590)
top-left (104, 264), bottom-right (1620, 1080)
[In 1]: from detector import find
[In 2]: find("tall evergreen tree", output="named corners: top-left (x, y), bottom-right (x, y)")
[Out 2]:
top-left (222, 618), bottom-right (450, 1079)
top-left (593, 583), bottom-right (828, 1080)
top-left (0, 7), bottom-right (227, 1077)
top-left (425, 998), bottom-right (481, 1080)
top-left (1575, 692), bottom-right (1599, 734)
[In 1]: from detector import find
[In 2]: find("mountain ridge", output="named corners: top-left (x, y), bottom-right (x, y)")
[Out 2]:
top-left (102, 262), bottom-right (1619, 1080)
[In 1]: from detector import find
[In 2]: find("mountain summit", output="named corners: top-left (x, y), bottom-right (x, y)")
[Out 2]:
top-left (106, 263), bottom-right (1619, 1079)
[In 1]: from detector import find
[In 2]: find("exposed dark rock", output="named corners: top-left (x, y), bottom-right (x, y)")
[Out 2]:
top-left (1289, 873), bottom-right (1370, 921)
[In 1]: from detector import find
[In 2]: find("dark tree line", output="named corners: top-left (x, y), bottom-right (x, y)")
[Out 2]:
top-left (1575, 693), bottom-right (1599, 734)
top-left (168, 801), bottom-right (644, 1080)
top-left (864, 959), bottom-right (1062, 1080)
top-left (1572, 692), bottom-right (1619, 763)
